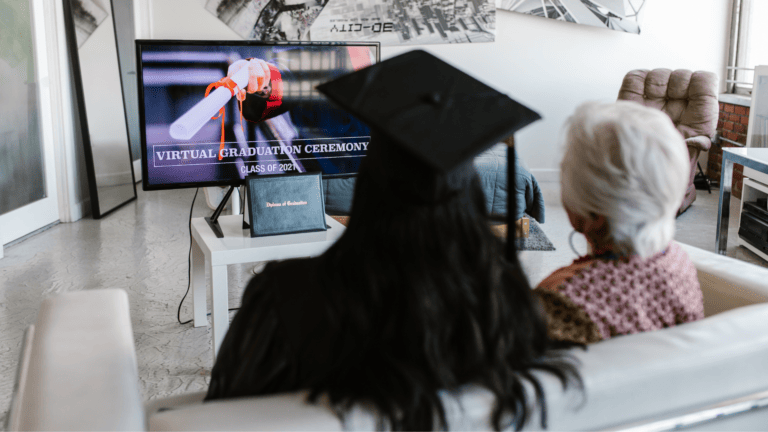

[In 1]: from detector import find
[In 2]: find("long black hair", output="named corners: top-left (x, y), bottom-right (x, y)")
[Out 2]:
top-left (308, 155), bottom-right (581, 430)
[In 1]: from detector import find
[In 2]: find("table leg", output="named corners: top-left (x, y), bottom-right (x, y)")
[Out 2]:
top-left (230, 186), bottom-right (241, 215)
top-left (716, 158), bottom-right (734, 255)
top-left (191, 239), bottom-right (207, 328)
top-left (210, 264), bottom-right (229, 362)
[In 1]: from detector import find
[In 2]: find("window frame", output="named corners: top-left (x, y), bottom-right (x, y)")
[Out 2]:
top-left (727, 0), bottom-right (757, 95)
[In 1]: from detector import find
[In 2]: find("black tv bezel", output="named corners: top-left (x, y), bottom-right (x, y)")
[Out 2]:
top-left (135, 39), bottom-right (380, 192)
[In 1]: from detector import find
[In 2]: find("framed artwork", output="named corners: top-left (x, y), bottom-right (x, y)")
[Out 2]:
top-left (70, 0), bottom-right (108, 47)
top-left (497, 0), bottom-right (646, 34)
top-left (206, 0), bottom-right (496, 45)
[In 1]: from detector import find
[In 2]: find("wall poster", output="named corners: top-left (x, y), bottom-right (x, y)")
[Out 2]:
top-left (497, 0), bottom-right (646, 34)
top-left (71, 0), bottom-right (109, 47)
top-left (206, 0), bottom-right (496, 45)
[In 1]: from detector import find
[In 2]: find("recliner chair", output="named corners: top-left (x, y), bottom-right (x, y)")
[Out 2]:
top-left (617, 69), bottom-right (719, 214)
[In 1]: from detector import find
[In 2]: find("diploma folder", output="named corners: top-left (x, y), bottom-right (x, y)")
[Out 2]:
top-left (244, 172), bottom-right (328, 238)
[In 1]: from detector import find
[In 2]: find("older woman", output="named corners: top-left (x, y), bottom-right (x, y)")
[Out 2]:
top-left (536, 101), bottom-right (704, 344)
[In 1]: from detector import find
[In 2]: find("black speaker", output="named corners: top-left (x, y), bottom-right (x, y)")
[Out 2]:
top-left (738, 201), bottom-right (768, 254)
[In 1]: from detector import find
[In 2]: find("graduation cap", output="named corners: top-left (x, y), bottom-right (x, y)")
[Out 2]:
top-left (316, 50), bottom-right (541, 257)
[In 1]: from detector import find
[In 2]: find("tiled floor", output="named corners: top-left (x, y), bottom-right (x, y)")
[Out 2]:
top-left (0, 182), bottom-right (761, 423)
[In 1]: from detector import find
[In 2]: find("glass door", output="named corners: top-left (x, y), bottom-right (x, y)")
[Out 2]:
top-left (0, 0), bottom-right (60, 246)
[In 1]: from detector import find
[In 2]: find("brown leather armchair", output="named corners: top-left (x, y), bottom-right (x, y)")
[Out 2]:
top-left (617, 69), bottom-right (719, 214)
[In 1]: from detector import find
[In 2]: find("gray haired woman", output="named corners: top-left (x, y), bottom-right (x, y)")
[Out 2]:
top-left (536, 101), bottom-right (704, 344)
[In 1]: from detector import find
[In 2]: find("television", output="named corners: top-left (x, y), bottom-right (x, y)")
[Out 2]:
top-left (136, 40), bottom-right (380, 191)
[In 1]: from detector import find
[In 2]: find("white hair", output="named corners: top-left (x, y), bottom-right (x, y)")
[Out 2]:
top-left (560, 101), bottom-right (690, 258)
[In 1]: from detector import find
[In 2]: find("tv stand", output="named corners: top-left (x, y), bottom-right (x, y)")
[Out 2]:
top-left (205, 185), bottom-right (237, 238)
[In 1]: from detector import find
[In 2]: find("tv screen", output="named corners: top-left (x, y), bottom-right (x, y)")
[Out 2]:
top-left (136, 40), bottom-right (379, 190)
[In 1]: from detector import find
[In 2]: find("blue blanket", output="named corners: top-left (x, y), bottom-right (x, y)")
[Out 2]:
top-left (322, 144), bottom-right (545, 223)
top-left (474, 144), bottom-right (545, 223)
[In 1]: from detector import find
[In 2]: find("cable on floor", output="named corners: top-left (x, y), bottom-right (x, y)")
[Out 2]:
top-left (177, 188), bottom-right (199, 325)
top-left (177, 189), bottom-right (240, 325)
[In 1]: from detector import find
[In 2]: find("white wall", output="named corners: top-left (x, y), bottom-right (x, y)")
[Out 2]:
top-left (142, 0), bottom-right (733, 180)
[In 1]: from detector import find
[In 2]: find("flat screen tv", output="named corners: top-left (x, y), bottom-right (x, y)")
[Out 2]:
top-left (136, 40), bottom-right (379, 191)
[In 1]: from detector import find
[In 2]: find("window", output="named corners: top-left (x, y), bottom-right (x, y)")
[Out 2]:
top-left (728, 0), bottom-right (768, 95)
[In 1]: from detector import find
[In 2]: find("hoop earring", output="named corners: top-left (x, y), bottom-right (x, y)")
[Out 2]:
top-left (569, 230), bottom-right (581, 257)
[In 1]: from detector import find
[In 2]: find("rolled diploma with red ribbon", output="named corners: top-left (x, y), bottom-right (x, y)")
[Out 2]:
top-left (169, 66), bottom-right (250, 141)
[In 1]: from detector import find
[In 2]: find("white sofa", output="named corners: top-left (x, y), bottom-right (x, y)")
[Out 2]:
top-left (6, 243), bottom-right (768, 431)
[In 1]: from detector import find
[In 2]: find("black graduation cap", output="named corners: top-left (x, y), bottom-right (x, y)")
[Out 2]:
top-left (316, 49), bottom-right (541, 174)
top-left (316, 50), bottom-right (541, 259)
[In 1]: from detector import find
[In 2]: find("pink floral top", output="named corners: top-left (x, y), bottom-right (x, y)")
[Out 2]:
top-left (535, 242), bottom-right (704, 344)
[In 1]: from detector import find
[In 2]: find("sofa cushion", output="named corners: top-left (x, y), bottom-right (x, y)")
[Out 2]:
top-left (149, 391), bottom-right (343, 431)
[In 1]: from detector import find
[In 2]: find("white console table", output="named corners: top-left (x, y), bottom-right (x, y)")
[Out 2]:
top-left (190, 214), bottom-right (346, 363)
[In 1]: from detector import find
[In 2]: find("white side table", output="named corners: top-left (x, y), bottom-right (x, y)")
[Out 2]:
top-left (717, 148), bottom-right (768, 254)
top-left (190, 214), bottom-right (346, 363)
top-left (737, 177), bottom-right (768, 261)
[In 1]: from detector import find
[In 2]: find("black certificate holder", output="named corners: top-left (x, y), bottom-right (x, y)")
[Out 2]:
top-left (244, 172), bottom-right (328, 238)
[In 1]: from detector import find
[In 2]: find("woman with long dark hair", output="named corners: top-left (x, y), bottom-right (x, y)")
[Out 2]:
top-left (206, 50), bottom-right (581, 430)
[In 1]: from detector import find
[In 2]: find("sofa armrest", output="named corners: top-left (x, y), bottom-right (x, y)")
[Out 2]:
top-left (5, 326), bottom-right (35, 431)
top-left (685, 136), bottom-right (712, 152)
top-left (8, 289), bottom-right (145, 431)
top-left (541, 302), bottom-right (768, 430)
top-left (680, 243), bottom-right (768, 316)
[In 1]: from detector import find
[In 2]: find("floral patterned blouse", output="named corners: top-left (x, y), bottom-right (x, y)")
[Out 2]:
top-left (534, 242), bottom-right (704, 344)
